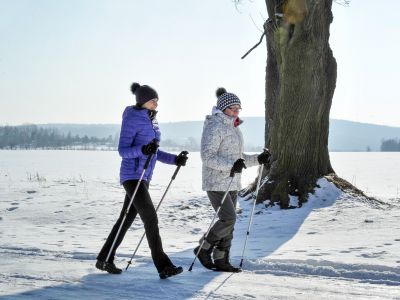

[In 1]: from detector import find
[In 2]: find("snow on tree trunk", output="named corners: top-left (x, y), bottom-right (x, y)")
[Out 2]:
top-left (259, 0), bottom-right (336, 208)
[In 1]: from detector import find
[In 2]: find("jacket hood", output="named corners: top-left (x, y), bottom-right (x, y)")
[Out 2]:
top-left (211, 106), bottom-right (223, 115)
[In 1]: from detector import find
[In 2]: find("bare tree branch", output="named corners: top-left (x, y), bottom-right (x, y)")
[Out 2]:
top-left (333, 0), bottom-right (350, 7)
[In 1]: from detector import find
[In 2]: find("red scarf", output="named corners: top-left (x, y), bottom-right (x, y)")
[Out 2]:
top-left (234, 117), bottom-right (241, 127)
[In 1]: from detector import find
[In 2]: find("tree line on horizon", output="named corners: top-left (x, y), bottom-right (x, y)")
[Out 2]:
top-left (1, 124), bottom-right (400, 152)
top-left (0, 125), bottom-right (118, 150)
top-left (0, 125), bottom-right (200, 151)
top-left (380, 138), bottom-right (400, 152)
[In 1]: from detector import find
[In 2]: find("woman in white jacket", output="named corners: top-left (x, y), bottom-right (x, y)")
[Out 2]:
top-left (195, 87), bottom-right (270, 272)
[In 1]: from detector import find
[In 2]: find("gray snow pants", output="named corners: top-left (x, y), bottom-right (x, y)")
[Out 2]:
top-left (202, 191), bottom-right (238, 254)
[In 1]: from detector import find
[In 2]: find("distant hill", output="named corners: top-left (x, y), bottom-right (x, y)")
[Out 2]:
top-left (37, 119), bottom-right (400, 152)
top-left (328, 120), bottom-right (400, 151)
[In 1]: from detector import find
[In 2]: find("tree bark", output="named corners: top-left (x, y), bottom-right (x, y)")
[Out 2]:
top-left (258, 0), bottom-right (337, 208)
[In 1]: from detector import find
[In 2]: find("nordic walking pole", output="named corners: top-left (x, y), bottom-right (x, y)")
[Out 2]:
top-left (105, 151), bottom-right (154, 265)
top-left (189, 159), bottom-right (245, 272)
top-left (239, 163), bottom-right (265, 268)
top-left (125, 151), bottom-right (188, 271)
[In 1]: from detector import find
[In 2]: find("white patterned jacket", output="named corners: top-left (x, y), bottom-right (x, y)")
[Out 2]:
top-left (200, 107), bottom-right (259, 191)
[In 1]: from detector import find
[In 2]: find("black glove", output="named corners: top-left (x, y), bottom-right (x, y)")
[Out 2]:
top-left (230, 158), bottom-right (246, 176)
top-left (257, 148), bottom-right (271, 164)
top-left (175, 151), bottom-right (189, 166)
top-left (141, 140), bottom-right (159, 155)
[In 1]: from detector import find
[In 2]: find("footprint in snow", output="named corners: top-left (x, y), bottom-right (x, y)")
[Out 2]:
top-left (360, 251), bottom-right (387, 258)
top-left (349, 247), bottom-right (366, 250)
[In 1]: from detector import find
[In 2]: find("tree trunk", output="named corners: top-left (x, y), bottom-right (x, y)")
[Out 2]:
top-left (258, 0), bottom-right (337, 208)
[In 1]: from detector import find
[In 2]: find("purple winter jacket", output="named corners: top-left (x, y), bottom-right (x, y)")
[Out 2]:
top-left (118, 106), bottom-right (177, 184)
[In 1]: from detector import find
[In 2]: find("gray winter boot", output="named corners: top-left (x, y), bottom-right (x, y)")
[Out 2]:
top-left (194, 238), bottom-right (215, 270)
top-left (213, 248), bottom-right (242, 273)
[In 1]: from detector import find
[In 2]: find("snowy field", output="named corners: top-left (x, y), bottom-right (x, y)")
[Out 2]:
top-left (0, 150), bottom-right (399, 300)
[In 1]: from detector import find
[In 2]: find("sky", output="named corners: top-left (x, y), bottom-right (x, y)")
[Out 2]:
top-left (0, 0), bottom-right (399, 127)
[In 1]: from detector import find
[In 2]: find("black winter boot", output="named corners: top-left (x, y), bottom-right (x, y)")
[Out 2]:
top-left (213, 249), bottom-right (242, 273)
top-left (95, 260), bottom-right (122, 274)
top-left (193, 246), bottom-right (215, 270)
top-left (159, 265), bottom-right (183, 279)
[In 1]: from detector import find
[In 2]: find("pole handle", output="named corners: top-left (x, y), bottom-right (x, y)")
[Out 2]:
top-left (143, 153), bottom-right (153, 169)
top-left (230, 158), bottom-right (246, 177)
top-left (143, 138), bottom-right (158, 169)
top-left (172, 151), bottom-right (188, 179)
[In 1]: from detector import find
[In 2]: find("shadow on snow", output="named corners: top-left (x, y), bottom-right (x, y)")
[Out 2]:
top-left (1, 184), bottom-right (345, 299)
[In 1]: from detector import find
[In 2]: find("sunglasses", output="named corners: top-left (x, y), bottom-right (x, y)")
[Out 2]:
top-left (227, 106), bottom-right (242, 112)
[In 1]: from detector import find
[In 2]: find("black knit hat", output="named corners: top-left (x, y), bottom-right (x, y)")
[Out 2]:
top-left (131, 82), bottom-right (158, 105)
top-left (216, 87), bottom-right (241, 111)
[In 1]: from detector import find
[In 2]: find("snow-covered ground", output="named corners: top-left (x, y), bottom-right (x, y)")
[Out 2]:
top-left (0, 150), bottom-right (399, 299)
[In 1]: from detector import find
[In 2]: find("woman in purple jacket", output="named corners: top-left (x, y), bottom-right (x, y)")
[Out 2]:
top-left (96, 82), bottom-right (188, 279)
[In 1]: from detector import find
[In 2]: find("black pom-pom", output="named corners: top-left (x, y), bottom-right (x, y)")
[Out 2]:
top-left (131, 82), bottom-right (141, 95)
top-left (216, 87), bottom-right (227, 98)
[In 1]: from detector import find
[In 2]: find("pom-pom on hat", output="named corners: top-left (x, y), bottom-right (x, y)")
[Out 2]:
top-left (216, 87), bottom-right (241, 111)
top-left (131, 82), bottom-right (159, 105)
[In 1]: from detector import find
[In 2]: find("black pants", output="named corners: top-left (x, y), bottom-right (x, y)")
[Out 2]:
top-left (97, 180), bottom-right (173, 272)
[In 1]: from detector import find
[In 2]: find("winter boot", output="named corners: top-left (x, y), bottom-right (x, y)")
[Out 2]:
top-left (194, 238), bottom-right (215, 270)
top-left (213, 248), bottom-right (242, 273)
top-left (193, 246), bottom-right (215, 270)
top-left (159, 265), bottom-right (183, 279)
top-left (95, 260), bottom-right (122, 274)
